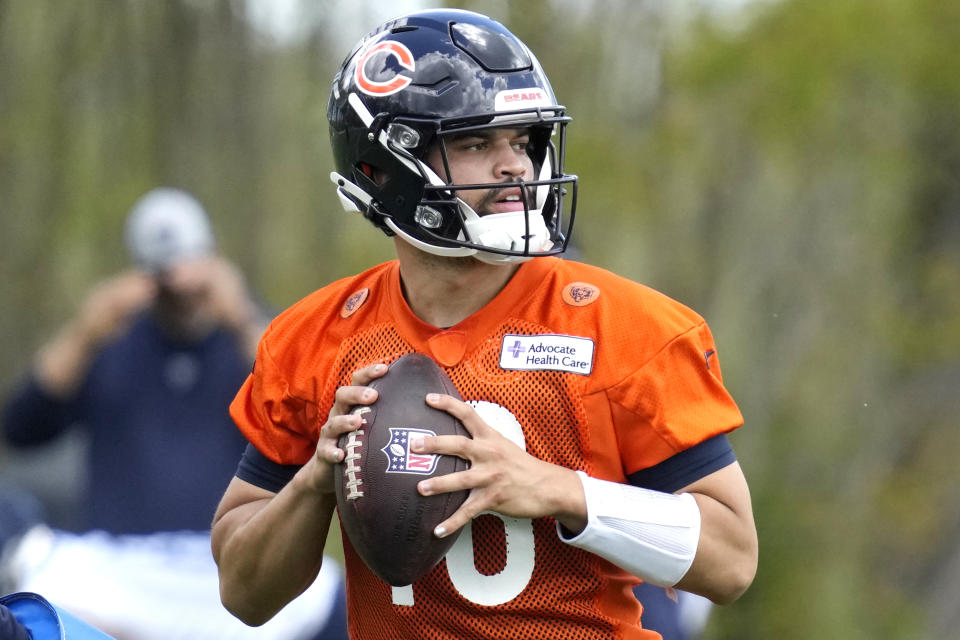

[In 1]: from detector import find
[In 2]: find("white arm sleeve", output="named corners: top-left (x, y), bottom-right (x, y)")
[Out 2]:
top-left (558, 471), bottom-right (701, 587)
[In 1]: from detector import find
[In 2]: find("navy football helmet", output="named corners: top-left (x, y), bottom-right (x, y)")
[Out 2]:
top-left (328, 9), bottom-right (577, 264)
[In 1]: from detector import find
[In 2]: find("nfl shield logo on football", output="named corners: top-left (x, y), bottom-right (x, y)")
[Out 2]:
top-left (381, 427), bottom-right (439, 475)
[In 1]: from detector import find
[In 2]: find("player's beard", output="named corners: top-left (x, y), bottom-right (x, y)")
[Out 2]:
top-left (400, 237), bottom-right (478, 272)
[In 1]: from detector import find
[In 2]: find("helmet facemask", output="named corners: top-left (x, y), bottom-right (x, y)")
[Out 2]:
top-left (333, 98), bottom-right (577, 264)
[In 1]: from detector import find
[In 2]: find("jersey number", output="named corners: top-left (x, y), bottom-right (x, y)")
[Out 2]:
top-left (392, 401), bottom-right (535, 607)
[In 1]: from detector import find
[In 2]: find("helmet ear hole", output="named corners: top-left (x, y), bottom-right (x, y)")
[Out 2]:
top-left (357, 162), bottom-right (388, 186)
top-left (354, 167), bottom-right (379, 193)
top-left (527, 126), bottom-right (552, 168)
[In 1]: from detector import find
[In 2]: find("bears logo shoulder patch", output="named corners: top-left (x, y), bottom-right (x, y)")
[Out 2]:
top-left (341, 288), bottom-right (370, 318)
top-left (562, 282), bottom-right (600, 307)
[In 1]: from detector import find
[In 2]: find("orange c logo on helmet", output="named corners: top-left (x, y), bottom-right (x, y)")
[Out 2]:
top-left (355, 40), bottom-right (415, 96)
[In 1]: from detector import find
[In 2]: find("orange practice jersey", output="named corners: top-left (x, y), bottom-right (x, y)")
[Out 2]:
top-left (230, 256), bottom-right (743, 640)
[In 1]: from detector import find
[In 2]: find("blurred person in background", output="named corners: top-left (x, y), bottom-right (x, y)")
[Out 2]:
top-left (3, 187), bottom-right (261, 535)
top-left (0, 188), bottom-right (347, 639)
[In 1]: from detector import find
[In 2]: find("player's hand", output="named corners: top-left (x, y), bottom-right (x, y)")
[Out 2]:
top-left (307, 363), bottom-right (388, 493)
top-left (413, 394), bottom-right (586, 537)
top-left (75, 270), bottom-right (157, 347)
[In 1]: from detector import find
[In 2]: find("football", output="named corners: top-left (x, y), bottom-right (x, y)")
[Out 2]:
top-left (334, 353), bottom-right (470, 586)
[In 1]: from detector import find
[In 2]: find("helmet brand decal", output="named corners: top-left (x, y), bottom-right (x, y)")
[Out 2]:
top-left (494, 88), bottom-right (551, 112)
top-left (355, 40), bottom-right (415, 96)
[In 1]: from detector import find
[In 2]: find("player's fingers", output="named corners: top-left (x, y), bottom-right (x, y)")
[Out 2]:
top-left (315, 435), bottom-right (343, 464)
top-left (317, 412), bottom-right (367, 463)
top-left (350, 363), bottom-right (388, 386)
top-left (416, 464), bottom-right (481, 497)
top-left (320, 412), bottom-right (365, 441)
top-left (410, 434), bottom-right (471, 459)
top-left (432, 496), bottom-right (488, 539)
top-left (316, 440), bottom-right (345, 464)
top-left (326, 364), bottom-right (386, 415)
top-left (331, 383), bottom-right (379, 415)
top-left (424, 393), bottom-right (491, 437)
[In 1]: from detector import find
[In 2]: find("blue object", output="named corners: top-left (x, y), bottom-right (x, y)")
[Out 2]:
top-left (1, 313), bottom-right (250, 534)
top-left (634, 581), bottom-right (687, 640)
top-left (0, 592), bottom-right (115, 639)
top-left (1, 602), bottom-right (30, 640)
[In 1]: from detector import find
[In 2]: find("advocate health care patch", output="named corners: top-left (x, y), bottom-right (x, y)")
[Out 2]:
top-left (499, 334), bottom-right (595, 375)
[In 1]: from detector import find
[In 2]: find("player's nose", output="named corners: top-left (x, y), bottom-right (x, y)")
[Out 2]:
top-left (492, 141), bottom-right (527, 180)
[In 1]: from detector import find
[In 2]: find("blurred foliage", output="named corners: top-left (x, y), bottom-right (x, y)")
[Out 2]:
top-left (1, 0), bottom-right (959, 638)
top-left (620, 1), bottom-right (960, 638)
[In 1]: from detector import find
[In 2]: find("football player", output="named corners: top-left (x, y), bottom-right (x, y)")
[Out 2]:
top-left (212, 9), bottom-right (757, 639)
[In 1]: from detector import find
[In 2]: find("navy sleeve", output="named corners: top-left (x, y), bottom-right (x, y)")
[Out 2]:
top-left (0, 604), bottom-right (31, 640)
top-left (236, 443), bottom-right (302, 493)
top-left (627, 434), bottom-right (737, 493)
top-left (2, 374), bottom-right (77, 446)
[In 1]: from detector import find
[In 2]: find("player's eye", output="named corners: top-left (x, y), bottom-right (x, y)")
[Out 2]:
top-left (458, 138), bottom-right (487, 152)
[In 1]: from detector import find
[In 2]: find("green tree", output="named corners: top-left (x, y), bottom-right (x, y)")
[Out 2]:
top-left (611, 1), bottom-right (960, 637)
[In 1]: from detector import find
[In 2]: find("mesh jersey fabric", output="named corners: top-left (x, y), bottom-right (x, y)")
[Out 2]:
top-left (230, 256), bottom-right (743, 640)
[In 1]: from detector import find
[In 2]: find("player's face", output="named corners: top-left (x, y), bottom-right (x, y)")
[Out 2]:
top-left (426, 127), bottom-right (535, 216)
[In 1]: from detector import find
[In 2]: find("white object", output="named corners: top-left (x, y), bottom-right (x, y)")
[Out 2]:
top-left (125, 188), bottom-right (215, 271)
top-left (559, 472), bottom-right (701, 587)
top-left (9, 526), bottom-right (342, 640)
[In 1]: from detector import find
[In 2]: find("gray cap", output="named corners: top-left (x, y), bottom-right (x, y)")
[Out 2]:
top-left (124, 188), bottom-right (215, 271)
